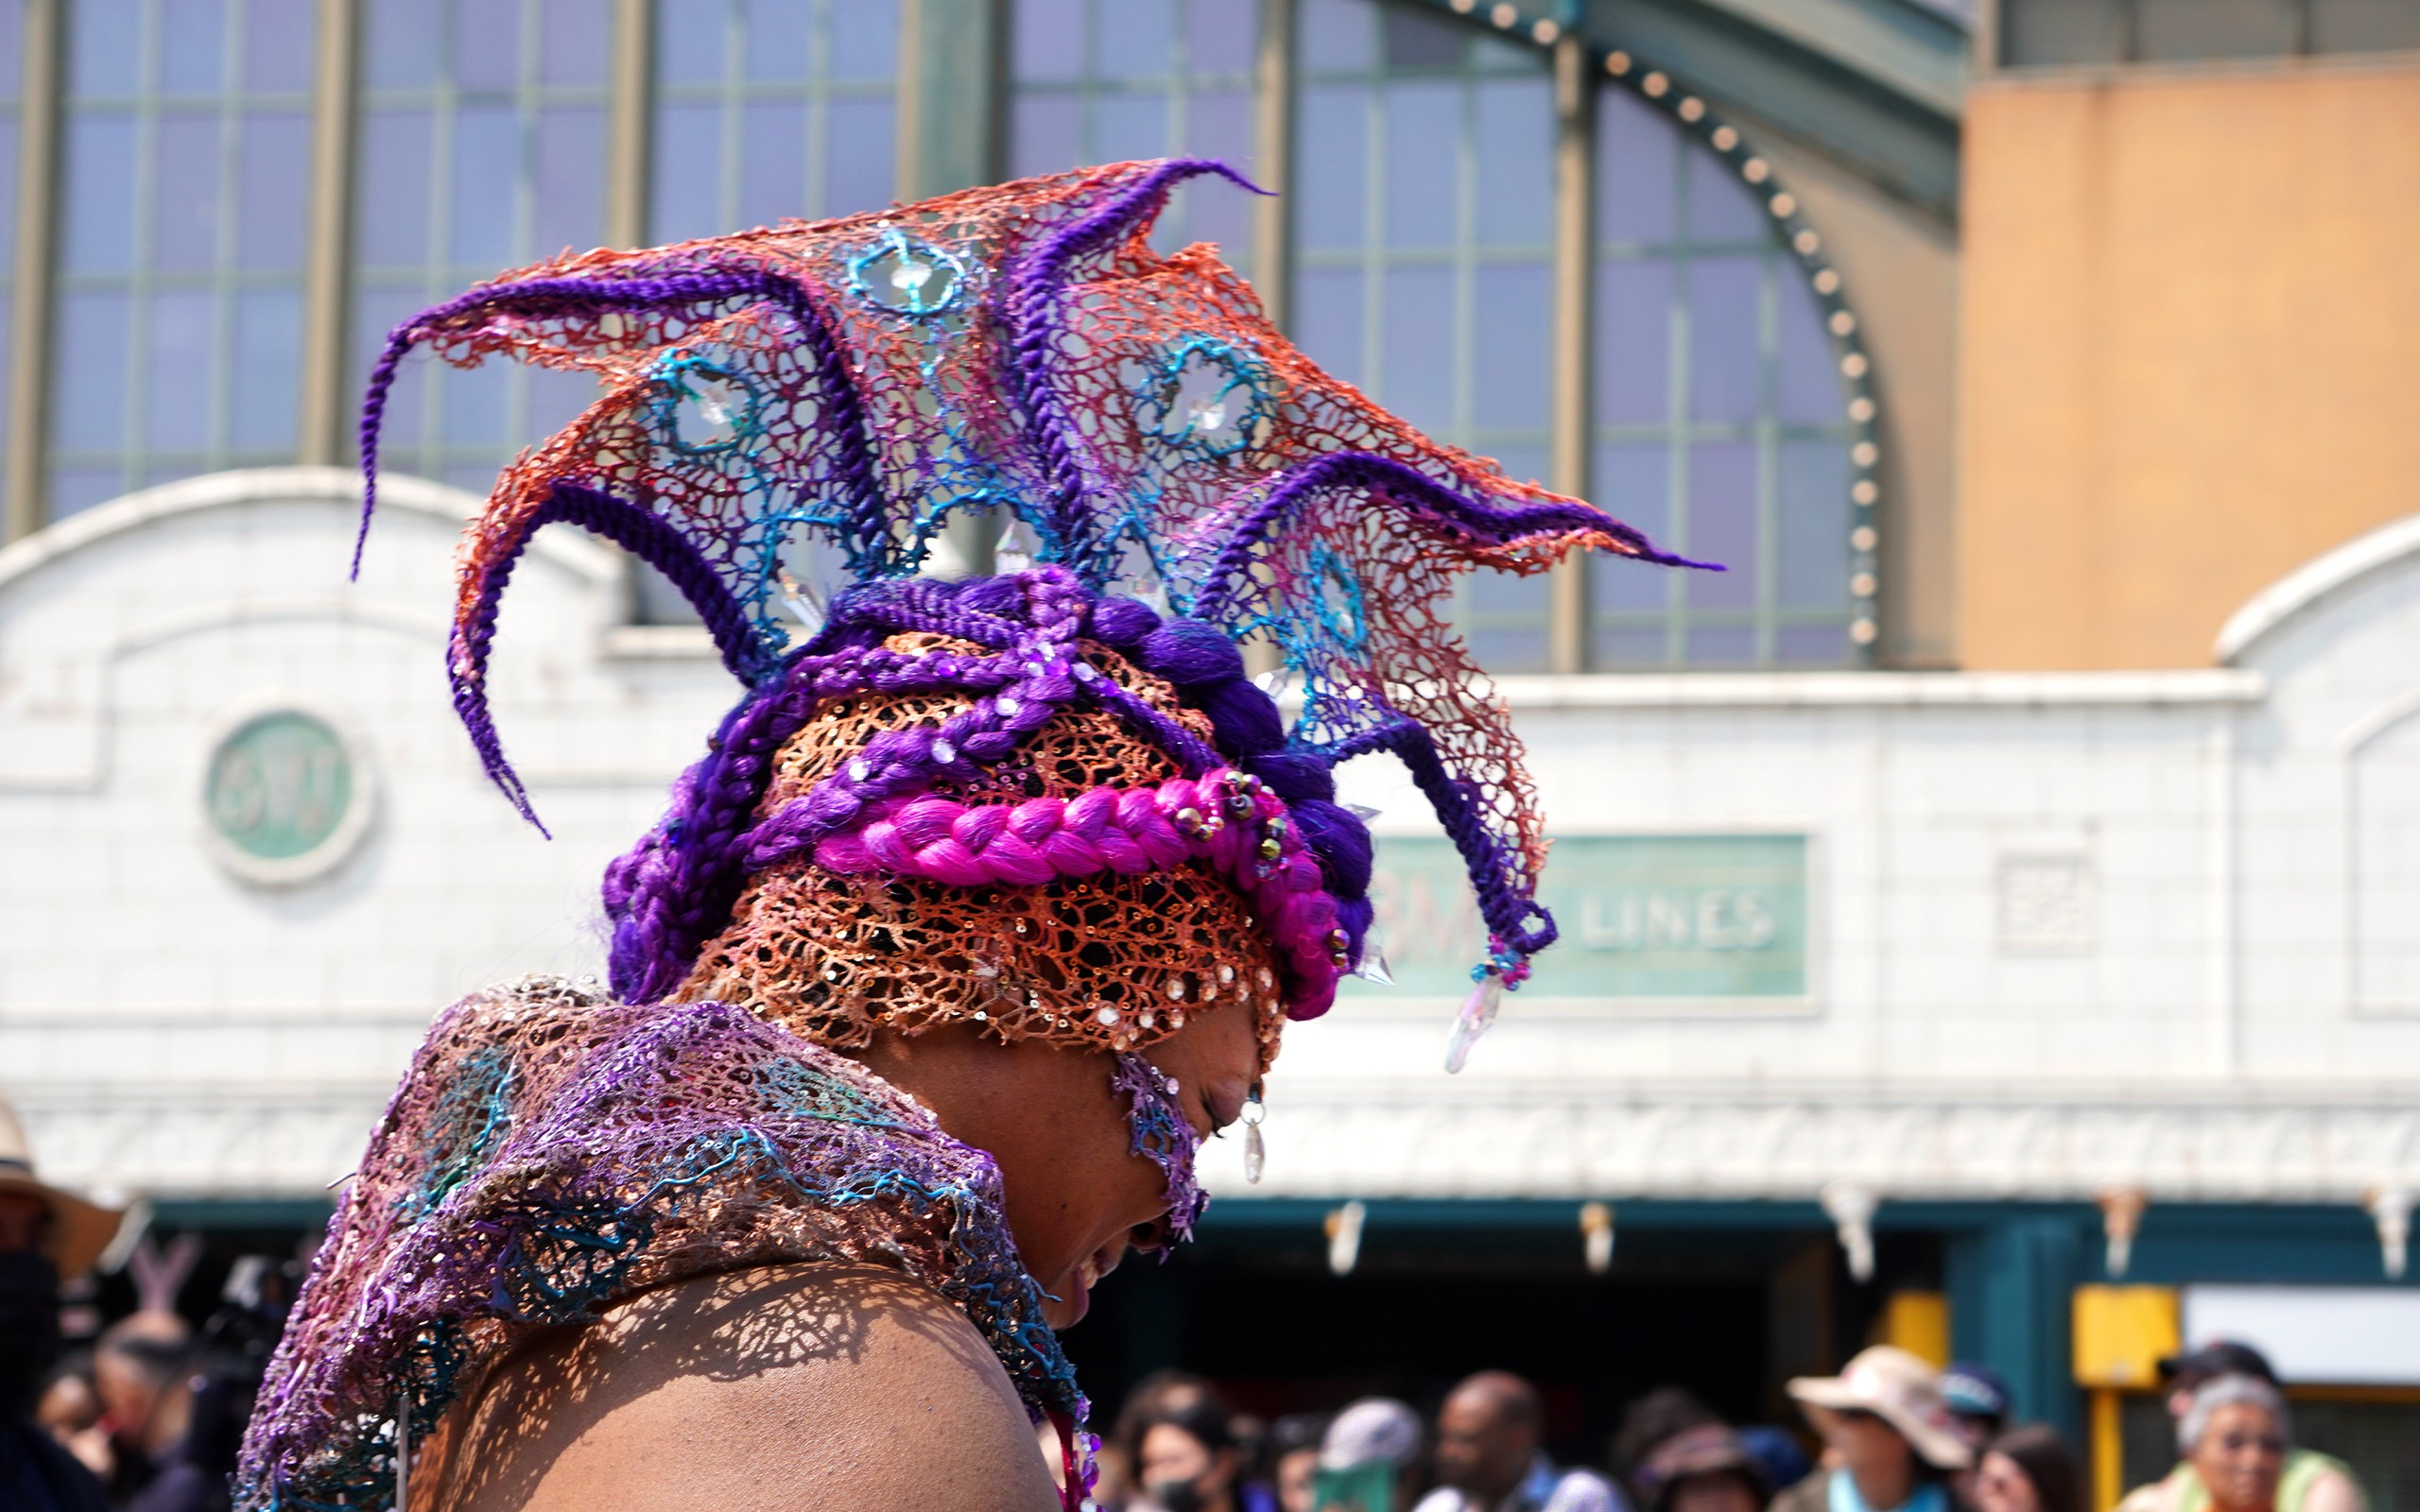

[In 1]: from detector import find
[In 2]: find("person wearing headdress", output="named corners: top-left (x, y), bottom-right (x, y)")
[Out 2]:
top-left (233, 159), bottom-right (1688, 1512)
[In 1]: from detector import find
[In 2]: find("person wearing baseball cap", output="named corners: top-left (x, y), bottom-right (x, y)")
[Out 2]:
top-left (2113, 1344), bottom-right (2367, 1512)
top-left (0, 1093), bottom-right (122, 1511)
top-left (1772, 1348), bottom-right (1971, 1512)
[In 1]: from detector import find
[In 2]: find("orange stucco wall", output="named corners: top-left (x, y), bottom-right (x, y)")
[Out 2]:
top-left (1959, 60), bottom-right (2420, 669)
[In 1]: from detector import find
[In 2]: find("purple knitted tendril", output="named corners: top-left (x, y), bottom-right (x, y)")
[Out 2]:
top-left (1112, 1053), bottom-right (1205, 1248)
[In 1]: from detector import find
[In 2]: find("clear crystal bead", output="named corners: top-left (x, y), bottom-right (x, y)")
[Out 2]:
top-left (1443, 973), bottom-right (1504, 1074)
top-left (1244, 1120), bottom-right (1266, 1184)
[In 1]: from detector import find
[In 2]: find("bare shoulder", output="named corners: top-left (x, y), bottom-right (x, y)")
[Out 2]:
top-left (2303, 1468), bottom-right (2368, 1512)
top-left (427, 1263), bottom-right (1063, 1512)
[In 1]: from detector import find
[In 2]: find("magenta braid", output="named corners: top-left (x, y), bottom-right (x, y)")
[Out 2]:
top-left (810, 769), bottom-right (1346, 1015)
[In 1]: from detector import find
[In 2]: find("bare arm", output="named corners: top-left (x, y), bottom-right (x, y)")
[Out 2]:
top-left (425, 1263), bottom-right (1062, 1512)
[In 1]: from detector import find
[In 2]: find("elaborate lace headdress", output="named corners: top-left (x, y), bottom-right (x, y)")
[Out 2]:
top-left (355, 158), bottom-right (1688, 1065)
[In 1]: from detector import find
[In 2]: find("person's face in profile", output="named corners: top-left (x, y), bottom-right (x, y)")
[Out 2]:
top-left (1672, 1469), bottom-right (1765, 1512)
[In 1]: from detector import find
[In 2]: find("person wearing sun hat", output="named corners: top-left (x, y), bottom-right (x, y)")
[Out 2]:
top-left (1771, 1347), bottom-right (1972, 1512)
top-left (0, 1092), bottom-right (122, 1512)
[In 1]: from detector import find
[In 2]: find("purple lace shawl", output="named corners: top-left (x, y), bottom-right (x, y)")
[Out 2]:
top-left (234, 976), bottom-right (1086, 1510)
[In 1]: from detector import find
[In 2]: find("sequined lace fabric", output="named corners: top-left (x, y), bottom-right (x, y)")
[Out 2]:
top-left (235, 975), bottom-right (1084, 1511)
top-left (680, 631), bottom-right (1289, 1066)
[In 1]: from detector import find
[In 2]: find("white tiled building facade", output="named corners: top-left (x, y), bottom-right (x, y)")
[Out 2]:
top-left (5, 469), bottom-right (2419, 1239)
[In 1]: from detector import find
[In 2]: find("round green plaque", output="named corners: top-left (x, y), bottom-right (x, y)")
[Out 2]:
top-left (202, 707), bottom-right (372, 882)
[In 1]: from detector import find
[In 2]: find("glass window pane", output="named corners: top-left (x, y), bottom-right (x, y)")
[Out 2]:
top-left (821, 97), bottom-right (893, 216)
top-left (161, 0), bottom-right (230, 94)
top-left (1380, 81), bottom-right (1459, 249)
top-left (1593, 77), bottom-right (1858, 667)
top-left (55, 292), bottom-right (131, 456)
top-left (735, 100), bottom-right (805, 230)
top-left (145, 289), bottom-right (217, 453)
top-left (71, 0), bottom-right (144, 97)
top-left (2311, 0), bottom-right (2420, 51)
top-left (2135, 0), bottom-right (2296, 60)
top-left (1597, 260), bottom-right (1671, 426)
top-left (1296, 87), bottom-right (1366, 252)
top-left (357, 0), bottom-right (614, 485)
top-left (49, 0), bottom-right (316, 514)
top-left (651, 0), bottom-right (899, 252)
top-left (1015, 0), bottom-right (1085, 82)
top-left (149, 111), bottom-right (224, 273)
top-left (244, 0), bottom-right (317, 91)
top-left (830, 1), bottom-right (899, 80)
top-left (235, 109), bottom-right (311, 270)
top-left (1286, 1), bottom-right (1553, 673)
top-left (230, 288), bottom-right (301, 451)
top-left (1597, 89), bottom-right (1675, 246)
top-left (1999, 0), bottom-right (2127, 67)
top-left (453, 1), bottom-right (521, 91)
top-left (658, 0), bottom-right (725, 84)
top-left (1686, 254), bottom-right (1761, 424)
top-left (358, 109), bottom-right (434, 266)
top-left (539, 0), bottom-right (611, 86)
top-left (1011, 0), bottom-right (1262, 278)
top-left (1777, 441), bottom-right (1850, 612)
top-left (62, 113), bottom-right (139, 275)
top-left (1686, 147), bottom-right (1764, 244)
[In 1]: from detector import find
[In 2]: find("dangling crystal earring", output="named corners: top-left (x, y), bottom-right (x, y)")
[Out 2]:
top-left (1240, 1083), bottom-right (1267, 1184)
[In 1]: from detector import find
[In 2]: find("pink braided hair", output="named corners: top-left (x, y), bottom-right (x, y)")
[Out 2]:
top-left (810, 767), bottom-right (1348, 1018)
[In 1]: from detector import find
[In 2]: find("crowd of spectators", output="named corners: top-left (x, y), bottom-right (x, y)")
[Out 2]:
top-left (0, 1092), bottom-right (2382, 1512)
top-left (1079, 1341), bottom-right (2370, 1512)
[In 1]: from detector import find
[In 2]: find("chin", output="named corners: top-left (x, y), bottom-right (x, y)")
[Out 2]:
top-left (1042, 1280), bottom-right (1090, 1330)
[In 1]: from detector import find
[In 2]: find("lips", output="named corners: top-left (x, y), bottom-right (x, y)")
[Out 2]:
top-left (1062, 1237), bottom-right (1130, 1324)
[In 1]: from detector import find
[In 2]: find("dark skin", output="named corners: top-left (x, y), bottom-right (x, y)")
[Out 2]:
top-left (425, 1002), bottom-right (1263, 1511)
top-left (1433, 1372), bottom-right (1543, 1510)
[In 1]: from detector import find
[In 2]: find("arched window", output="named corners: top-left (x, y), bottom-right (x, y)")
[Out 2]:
top-left (1008, 0), bottom-right (1262, 280)
top-left (648, 0), bottom-right (899, 244)
top-left (1008, 0), bottom-right (1867, 672)
top-left (50, 0), bottom-right (316, 513)
top-left (1293, 0), bottom-right (1554, 671)
top-left (1591, 85), bottom-right (1860, 667)
top-left (352, 0), bottom-right (615, 494)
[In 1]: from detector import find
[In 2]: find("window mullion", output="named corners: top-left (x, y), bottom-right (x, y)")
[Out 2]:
top-left (1547, 31), bottom-right (1593, 674)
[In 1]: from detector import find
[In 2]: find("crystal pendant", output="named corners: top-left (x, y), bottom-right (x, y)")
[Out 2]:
top-left (1345, 803), bottom-right (1381, 822)
top-left (1443, 973), bottom-right (1504, 1074)
top-left (1353, 950), bottom-right (1394, 987)
top-left (1243, 1119), bottom-right (1265, 1184)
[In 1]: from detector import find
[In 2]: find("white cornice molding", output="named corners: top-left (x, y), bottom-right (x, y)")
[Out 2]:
top-left (2217, 510), bottom-right (2420, 665)
top-left (1201, 1085), bottom-right (2420, 1204)
top-left (0, 466), bottom-right (621, 592)
top-left (1488, 669), bottom-right (2267, 709)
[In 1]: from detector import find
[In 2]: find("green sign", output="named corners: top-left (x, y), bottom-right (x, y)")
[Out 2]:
top-left (206, 711), bottom-right (354, 861)
top-left (1347, 834), bottom-right (1809, 1000)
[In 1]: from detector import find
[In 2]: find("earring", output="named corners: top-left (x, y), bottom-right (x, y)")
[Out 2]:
top-left (1241, 1083), bottom-right (1267, 1184)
